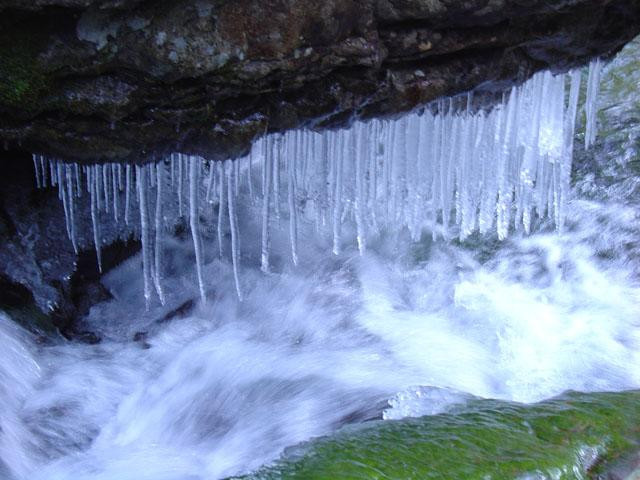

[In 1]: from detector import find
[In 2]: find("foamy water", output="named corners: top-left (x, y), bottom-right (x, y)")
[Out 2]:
top-left (1, 190), bottom-right (639, 480)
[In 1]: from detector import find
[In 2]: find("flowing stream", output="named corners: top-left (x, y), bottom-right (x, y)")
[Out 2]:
top-left (1, 188), bottom-right (639, 479)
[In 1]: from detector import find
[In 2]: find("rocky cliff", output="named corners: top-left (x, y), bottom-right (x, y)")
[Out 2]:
top-left (1, 0), bottom-right (639, 163)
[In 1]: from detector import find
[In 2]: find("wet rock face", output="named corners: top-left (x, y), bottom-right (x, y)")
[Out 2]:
top-left (0, 0), bottom-right (639, 163)
top-left (0, 148), bottom-right (139, 337)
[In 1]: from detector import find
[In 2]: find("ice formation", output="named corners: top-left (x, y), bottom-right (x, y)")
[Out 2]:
top-left (585, 58), bottom-right (603, 150)
top-left (31, 62), bottom-right (602, 302)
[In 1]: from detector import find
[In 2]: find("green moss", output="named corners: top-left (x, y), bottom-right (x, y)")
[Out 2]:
top-left (232, 391), bottom-right (640, 480)
top-left (0, 26), bottom-right (49, 113)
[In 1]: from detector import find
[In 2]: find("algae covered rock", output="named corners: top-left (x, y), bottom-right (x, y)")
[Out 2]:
top-left (233, 390), bottom-right (640, 480)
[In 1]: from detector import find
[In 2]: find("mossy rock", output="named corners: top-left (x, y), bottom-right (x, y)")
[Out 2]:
top-left (0, 23), bottom-right (49, 114)
top-left (232, 390), bottom-right (640, 480)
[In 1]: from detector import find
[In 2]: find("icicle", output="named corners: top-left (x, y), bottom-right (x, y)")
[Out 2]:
top-left (585, 58), bottom-right (603, 150)
top-left (124, 164), bottom-right (132, 226)
top-left (84, 166), bottom-right (90, 194)
top-left (33, 155), bottom-right (42, 188)
top-left (89, 168), bottom-right (103, 273)
top-left (261, 137), bottom-right (268, 198)
top-left (406, 114), bottom-right (421, 240)
top-left (217, 161), bottom-right (226, 259)
top-left (234, 156), bottom-right (240, 197)
top-left (75, 164), bottom-right (82, 197)
top-left (149, 163), bottom-right (156, 187)
top-left (136, 165), bottom-right (153, 309)
top-left (332, 131), bottom-right (343, 255)
top-left (273, 135), bottom-right (281, 220)
top-left (103, 164), bottom-right (110, 213)
top-left (40, 156), bottom-right (48, 188)
top-left (313, 133), bottom-right (326, 230)
top-left (287, 131), bottom-right (299, 266)
top-left (112, 164), bottom-right (119, 223)
top-left (497, 87), bottom-right (517, 239)
top-left (95, 165), bottom-right (102, 211)
top-left (171, 154), bottom-right (176, 187)
top-left (58, 163), bottom-right (71, 240)
top-left (441, 101), bottom-right (456, 235)
top-left (558, 70), bottom-right (582, 232)
top-left (206, 160), bottom-right (215, 202)
top-left (65, 165), bottom-right (78, 254)
top-left (117, 164), bottom-right (123, 192)
top-left (368, 121), bottom-right (379, 232)
top-left (154, 161), bottom-right (166, 305)
top-left (389, 120), bottom-right (400, 222)
top-left (354, 124), bottom-right (366, 254)
top-left (178, 154), bottom-right (184, 217)
top-left (247, 149), bottom-right (254, 200)
top-left (261, 139), bottom-right (273, 273)
top-left (50, 160), bottom-right (57, 187)
top-left (227, 161), bottom-right (243, 300)
top-left (189, 157), bottom-right (206, 304)
top-left (519, 73), bottom-right (545, 234)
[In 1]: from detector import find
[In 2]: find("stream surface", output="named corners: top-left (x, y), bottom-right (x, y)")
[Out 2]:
top-left (1, 189), bottom-right (639, 480)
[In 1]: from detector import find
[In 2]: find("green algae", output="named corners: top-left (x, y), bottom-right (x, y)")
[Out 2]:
top-left (0, 26), bottom-right (49, 114)
top-left (232, 391), bottom-right (640, 480)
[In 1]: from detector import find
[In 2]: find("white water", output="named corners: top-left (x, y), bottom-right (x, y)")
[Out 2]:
top-left (1, 187), bottom-right (640, 479)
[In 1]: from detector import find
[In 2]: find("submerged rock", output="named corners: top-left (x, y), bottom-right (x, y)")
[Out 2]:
top-left (0, 149), bottom-right (139, 335)
top-left (0, 0), bottom-right (639, 162)
top-left (232, 390), bottom-right (640, 480)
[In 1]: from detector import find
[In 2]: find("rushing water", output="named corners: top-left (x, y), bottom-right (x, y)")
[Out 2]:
top-left (1, 186), bottom-right (639, 479)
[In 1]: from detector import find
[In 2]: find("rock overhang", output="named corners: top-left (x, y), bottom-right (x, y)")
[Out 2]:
top-left (0, 0), bottom-right (639, 163)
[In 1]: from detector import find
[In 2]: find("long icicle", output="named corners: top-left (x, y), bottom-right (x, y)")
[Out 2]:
top-left (103, 163), bottom-right (110, 213)
top-left (124, 164), bottom-right (132, 226)
top-left (154, 160), bottom-right (166, 305)
top-left (75, 164), bottom-right (82, 197)
top-left (58, 163), bottom-right (72, 240)
top-left (178, 154), bottom-right (184, 217)
top-left (206, 160), bottom-right (215, 202)
top-left (89, 167), bottom-right (103, 273)
top-left (585, 58), bottom-right (603, 150)
top-left (112, 164), bottom-right (119, 223)
top-left (136, 164), bottom-right (153, 310)
top-left (354, 124), bottom-right (366, 255)
top-left (41, 156), bottom-right (48, 188)
top-left (332, 131), bottom-right (343, 256)
top-left (273, 135), bottom-right (281, 221)
top-left (217, 161), bottom-right (226, 259)
top-left (247, 148), bottom-right (254, 200)
top-left (33, 155), bottom-right (42, 188)
top-left (227, 160), bottom-right (243, 300)
top-left (65, 165), bottom-right (78, 254)
top-left (287, 131), bottom-right (299, 266)
top-left (261, 139), bottom-right (273, 273)
top-left (558, 70), bottom-right (582, 233)
top-left (189, 157), bottom-right (206, 304)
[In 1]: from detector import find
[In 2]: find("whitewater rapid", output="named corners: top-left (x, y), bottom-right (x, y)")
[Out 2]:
top-left (1, 190), bottom-right (639, 480)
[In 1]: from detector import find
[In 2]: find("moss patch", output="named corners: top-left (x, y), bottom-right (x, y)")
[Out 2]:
top-left (0, 20), bottom-right (49, 114)
top-left (232, 390), bottom-right (640, 480)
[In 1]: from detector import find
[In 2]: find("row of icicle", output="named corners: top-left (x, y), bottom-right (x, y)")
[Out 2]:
top-left (32, 60), bottom-right (603, 304)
